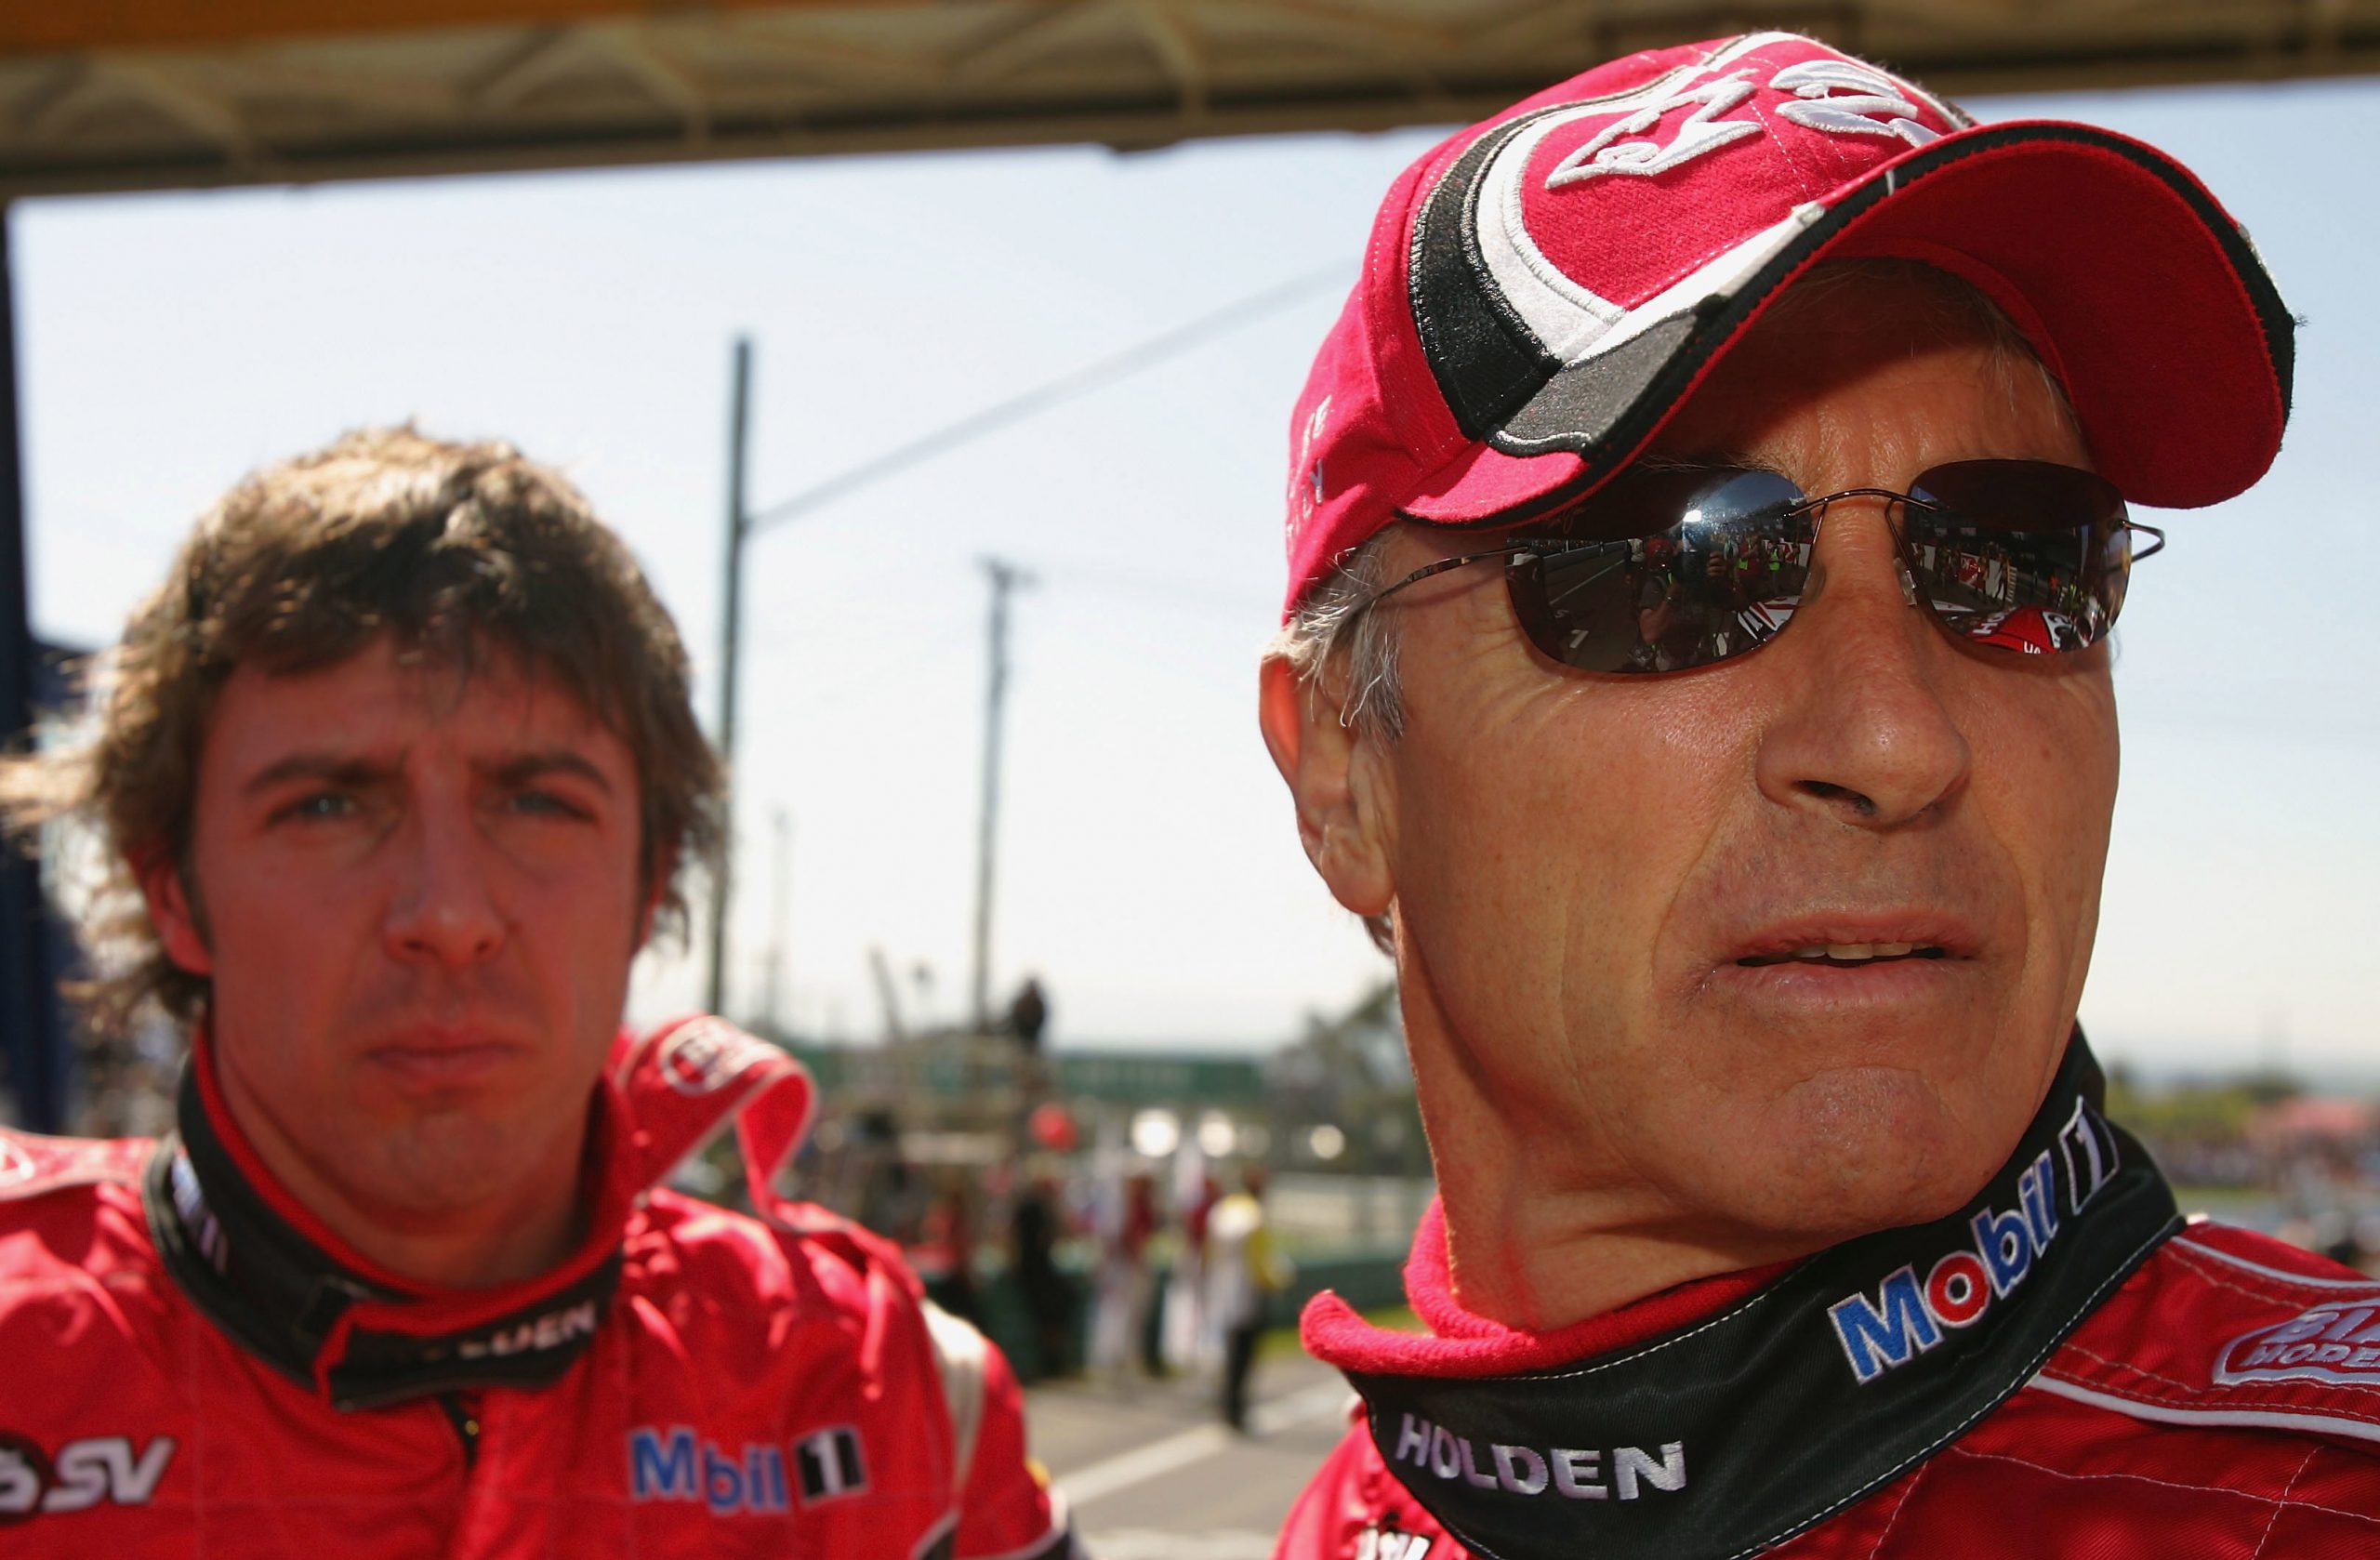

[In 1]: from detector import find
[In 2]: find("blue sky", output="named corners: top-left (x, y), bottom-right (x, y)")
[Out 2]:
top-left (13, 71), bottom-right (2376, 1074)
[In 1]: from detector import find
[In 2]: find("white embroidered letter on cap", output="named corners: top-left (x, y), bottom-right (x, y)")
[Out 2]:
top-left (1769, 59), bottom-right (1940, 146)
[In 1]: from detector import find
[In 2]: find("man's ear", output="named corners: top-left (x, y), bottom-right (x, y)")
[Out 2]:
top-left (1258, 656), bottom-right (1395, 919)
top-left (136, 852), bottom-right (214, 977)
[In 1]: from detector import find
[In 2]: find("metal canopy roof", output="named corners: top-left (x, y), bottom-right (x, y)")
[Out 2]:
top-left (3, 1), bottom-right (2377, 198)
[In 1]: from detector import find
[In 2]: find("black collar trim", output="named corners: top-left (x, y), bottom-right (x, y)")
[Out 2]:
top-left (1345, 1040), bottom-right (2178, 1560)
top-left (144, 1060), bottom-right (621, 1410)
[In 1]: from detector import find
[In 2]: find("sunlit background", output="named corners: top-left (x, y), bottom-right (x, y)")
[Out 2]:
top-left (15, 74), bottom-right (2377, 1077)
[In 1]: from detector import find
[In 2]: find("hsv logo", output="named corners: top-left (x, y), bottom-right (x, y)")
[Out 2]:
top-left (1389, 1414), bottom-right (1686, 1502)
top-left (0, 1434), bottom-right (177, 1524)
top-left (657, 1019), bottom-right (761, 1096)
top-left (1829, 1103), bottom-right (2122, 1384)
top-left (2216, 1296), bottom-right (2380, 1387)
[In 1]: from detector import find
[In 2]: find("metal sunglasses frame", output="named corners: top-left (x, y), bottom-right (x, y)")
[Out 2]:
top-left (1351, 483), bottom-right (2167, 636)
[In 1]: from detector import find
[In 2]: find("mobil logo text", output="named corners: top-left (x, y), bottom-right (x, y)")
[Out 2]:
top-left (1829, 1100), bottom-right (2121, 1384)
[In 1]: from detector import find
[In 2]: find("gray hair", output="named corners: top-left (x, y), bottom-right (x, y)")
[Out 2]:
top-left (1267, 533), bottom-right (1407, 740)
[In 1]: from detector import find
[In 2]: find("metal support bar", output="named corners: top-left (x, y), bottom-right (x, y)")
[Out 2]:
top-left (0, 204), bottom-right (66, 1132)
top-left (969, 556), bottom-right (1032, 1033)
top-left (704, 336), bottom-right (750, 1021)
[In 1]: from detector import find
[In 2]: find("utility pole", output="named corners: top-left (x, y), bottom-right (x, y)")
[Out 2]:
top-left (705, 337), bottom-right (752, 1020)
top-left (712, 272), bottom-right (1340, 1036)
top-left (760, 807), bottom-right (792, 1037)
top-left (970, 557), bottom-right (1033, 1032)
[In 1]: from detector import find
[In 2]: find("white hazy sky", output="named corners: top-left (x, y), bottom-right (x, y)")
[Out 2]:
top-left (13, 73), bottom-right (2377, 1075)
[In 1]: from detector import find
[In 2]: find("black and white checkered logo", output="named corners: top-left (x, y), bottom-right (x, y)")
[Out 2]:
top-left (794, 1425), bottom-right (867, 1504)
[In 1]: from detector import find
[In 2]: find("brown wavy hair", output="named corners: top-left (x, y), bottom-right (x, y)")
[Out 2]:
top-left (1, 427), bottom-right (724, 1036)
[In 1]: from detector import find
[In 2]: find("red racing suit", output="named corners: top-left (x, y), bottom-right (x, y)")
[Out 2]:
top-left (0, 1017), bottom-right (1077, 1560)
top-left (1278, 1042), bottom-right (2380, 1558)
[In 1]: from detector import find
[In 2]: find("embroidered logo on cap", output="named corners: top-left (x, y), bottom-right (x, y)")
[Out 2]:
top-left (1770, 59), bottom-right (1941, 147)
top-left (1545, 74), bottom-right (1763, 186)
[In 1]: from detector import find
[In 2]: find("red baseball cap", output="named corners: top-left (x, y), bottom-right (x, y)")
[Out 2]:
top-left (1282, 31), bottom-right (2294, 614)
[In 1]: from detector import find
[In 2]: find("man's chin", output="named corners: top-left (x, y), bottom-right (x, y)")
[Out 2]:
top-left (363, 1114), bottom-right (556, 1216)
top-left (1721, 1072), bottom-right (2014, 1241)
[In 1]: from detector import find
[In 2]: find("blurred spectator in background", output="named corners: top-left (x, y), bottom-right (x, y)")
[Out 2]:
top-left (1208, 1165), bottom-right (1290, 1433)
top-left (1089, 1170), bottom-right (1162, 1387)
top-left (1008, 975), bottom-right (1049, 1051)
top-left (1161, 1156), bottom-right (1220, 1372)
top-left (924, 1175), bottom-right (985, 1325)
top-left (1011, 1170), bottom-right (1077, 1381)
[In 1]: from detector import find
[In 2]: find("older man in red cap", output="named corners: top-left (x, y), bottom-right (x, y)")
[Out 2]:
top-left (1261, 31), bottom-right (2380, 1558)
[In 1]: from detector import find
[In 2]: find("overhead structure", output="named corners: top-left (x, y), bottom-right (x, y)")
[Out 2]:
top-left (4, 0), bottom-right (2379, 198)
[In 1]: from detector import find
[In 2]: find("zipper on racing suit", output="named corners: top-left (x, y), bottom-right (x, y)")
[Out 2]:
top-left (439, 1392), bottom-right (483, 1471)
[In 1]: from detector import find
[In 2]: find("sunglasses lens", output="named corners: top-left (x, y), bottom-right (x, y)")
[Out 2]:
top-left (1902, 461), bottom-right (2131, 654)
top-left (1509, 469), bottom-right (1817, 673)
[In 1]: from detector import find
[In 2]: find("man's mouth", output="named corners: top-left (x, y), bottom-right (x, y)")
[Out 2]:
top-left (1736, 944), bottom-right (1951, 969)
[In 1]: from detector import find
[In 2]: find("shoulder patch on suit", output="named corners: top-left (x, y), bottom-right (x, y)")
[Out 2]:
top-left (2035, 1222), bottom-right (2380, 1448)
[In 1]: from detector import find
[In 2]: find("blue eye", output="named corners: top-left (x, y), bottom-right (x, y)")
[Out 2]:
top-left (509, 790), bottom-right (587, 819)
top-left (280, 793), bottom-right (353, 822)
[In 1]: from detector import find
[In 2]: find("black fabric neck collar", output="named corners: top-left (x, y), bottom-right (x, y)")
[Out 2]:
top-left (144, 1057), bottom-right (622, 1410)
top-left (1346, 1038), bottom-right (2179, 1560)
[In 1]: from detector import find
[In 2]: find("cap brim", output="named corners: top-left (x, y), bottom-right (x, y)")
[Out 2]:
top-left (1396, 122), bottom-right (2293, 530)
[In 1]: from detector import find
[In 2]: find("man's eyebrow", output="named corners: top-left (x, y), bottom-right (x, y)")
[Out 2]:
top-left (1636, 448), bottom-right (1792, 476)
top-left (480, 749), bottom-right (616, 795)
top-left (240, 752), bottom-right (395, 797)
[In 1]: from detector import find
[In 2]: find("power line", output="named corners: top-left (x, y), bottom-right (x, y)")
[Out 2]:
top-left (743, 261), bottom-right (1350, 536)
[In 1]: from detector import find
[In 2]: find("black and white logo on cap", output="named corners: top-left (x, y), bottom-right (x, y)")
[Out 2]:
top-left (1406, 32), bottom-right (1964, 475)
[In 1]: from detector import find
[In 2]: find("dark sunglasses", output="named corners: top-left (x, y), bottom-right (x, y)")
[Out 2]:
top-left (1359, 459), bottom-right (2162, 675)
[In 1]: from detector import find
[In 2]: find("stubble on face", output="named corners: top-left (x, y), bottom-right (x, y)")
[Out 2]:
top-left (174, 639), bottom-right (649, 1269)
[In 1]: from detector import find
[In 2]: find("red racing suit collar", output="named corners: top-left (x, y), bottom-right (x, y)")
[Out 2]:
top-left (1297, 1036), bottom-right (2184, 1560)
top-left (1304, 1198), bottom-right (1793, 1382)
top-left (144, 1016), bottom-right (814, 1410)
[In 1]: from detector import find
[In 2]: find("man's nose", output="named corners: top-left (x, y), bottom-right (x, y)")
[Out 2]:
top-left (382, 806), bottom-right (507, 966)
top-left (1752, 504), bottom-right (1972, 829)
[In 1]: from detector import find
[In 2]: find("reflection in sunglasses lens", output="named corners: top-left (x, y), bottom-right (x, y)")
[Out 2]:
top-left (1507, 461), bottom-right (2130, 672)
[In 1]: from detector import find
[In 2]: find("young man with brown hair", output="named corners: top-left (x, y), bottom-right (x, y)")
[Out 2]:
top-left (0, 428), bottom-right (1078, 1558)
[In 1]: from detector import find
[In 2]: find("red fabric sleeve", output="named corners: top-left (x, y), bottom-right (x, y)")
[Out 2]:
top-left (954, 1334), bottom-right (1072, 1560)
top-left (1275, 1419), bottom-right (1467, 1560)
